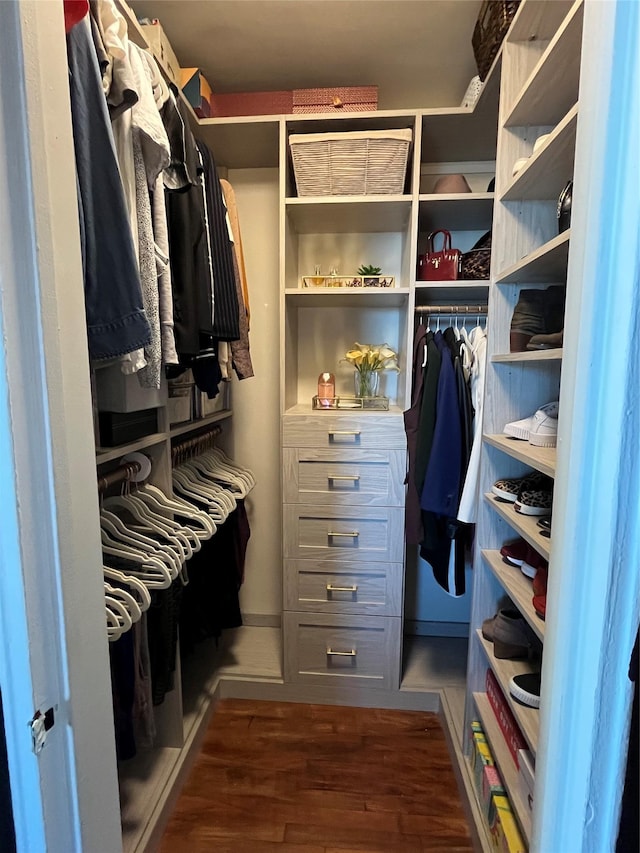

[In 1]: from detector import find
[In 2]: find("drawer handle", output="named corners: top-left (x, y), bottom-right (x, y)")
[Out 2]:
top-left (326, 584), bottom-right (358, 593)
top-left (326, 648), bottom-right (357, 657)
top-left (328, 430), bottom-right (361, 437)
top-left (328, 474), bottom-right (360, 481)
top-left (328, 531), bottom-right (359, 538)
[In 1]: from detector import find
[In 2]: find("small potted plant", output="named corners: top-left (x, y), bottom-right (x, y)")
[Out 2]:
top-left (357, 265), bottom-right (394, 288)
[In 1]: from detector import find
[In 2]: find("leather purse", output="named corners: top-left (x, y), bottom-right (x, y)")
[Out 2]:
top-left (417, 230), bottom-right (460, 281)
top-left (558, 180), bottom-right (572, 232)
top-left (460, 230), bottom-right (492, 280)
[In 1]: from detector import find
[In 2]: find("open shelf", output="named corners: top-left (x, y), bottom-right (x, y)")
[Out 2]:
top-left (285, 196), bottom-right (411, 233)
top-left (476, 631), bottom-right (539, 755)
top-left (484, 493), bottom-right (551, 561)
top-left (501, 104), bottom-right (578, 201)
top-left (195, 116), bottom-right (281, 169)
top-left (496, 230), bottom-right (570, 284)
top-left (169, 410), bottom-right (232, 438)
top-left (505, 0), bottom-right (584, 127)
top-left (482, 550), bottom-right (545, 643)
top-left (284, 287), bottom-right (410, 308)
top-left (474, 692), bottom-right (533, 844)
top-left (484, 434), bottom-right (556, 478)
top-left (492, 348), bottom-right (563, 363)
top-left (414, 282), bottom-right (489, 305)
top-left (96, 432), bottom-right (167, 464)
top-left (509, 0), bottom-right (575, 42)
top-left (418, 193), bottom-right (494, 231)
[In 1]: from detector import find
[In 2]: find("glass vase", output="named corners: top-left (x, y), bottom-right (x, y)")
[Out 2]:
top-left (354, 368), bottom-right (379, 398)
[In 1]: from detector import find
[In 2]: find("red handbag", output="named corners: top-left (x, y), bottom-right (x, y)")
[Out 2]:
top-left (417, 230), bottom-right (460, 281)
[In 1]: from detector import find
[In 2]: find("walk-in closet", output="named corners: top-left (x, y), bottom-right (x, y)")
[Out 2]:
top-left (0, 1), bottom-right (638, 852)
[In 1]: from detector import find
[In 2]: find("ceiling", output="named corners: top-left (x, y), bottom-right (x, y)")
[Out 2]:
top-left (130, 1), bottom-right (483, 109)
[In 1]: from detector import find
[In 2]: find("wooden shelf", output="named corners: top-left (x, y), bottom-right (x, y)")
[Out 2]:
top-left (418, 193), bottom-right (494, 231)
top-left (484, 434), bottom-right (556, 478)
top-left (474, 693), bottom-right (533, 844)
top-left (492, 348), bottom-right (563, 363)
top-left (501, 104), bottom-right (578, 201)
top-left (285, 196), bottom-right (412, 233)
top-left (508, 0), bottom-right (575, 42)
top-left (484, 493), bottom-right (551, 561)
top-left (482, 550), bottom-right (545, 643)
top-left (115, 0), bottom-right (149, 49)
top-left (194, 116), bottom-right (280, 169)
top-left (169, 410), bottom-right (232, 438)
top-left (414, 281), bottom-right (490, 305)
top-left (496, 230), bottom-right (570, 284)
top-left (420, 108), bottom-right (499, 163)
top-left (284, 287), bottom-right (410, 308)
top-left (476, 631), bottom-right (539, 755)
top-left (285, 111), bottom-right (418, 134)
top-left (284, 403), bottom-right (404, 417)
top-left (95, 432), bottom-right (167, 464)
top-left (505, 0), bottom-right (584, 127)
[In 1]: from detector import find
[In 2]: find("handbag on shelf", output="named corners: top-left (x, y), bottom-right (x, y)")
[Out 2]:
top-left (417, 230), bottom-right (461, 281)
top-left (460, 230), bottom-right (492, 280)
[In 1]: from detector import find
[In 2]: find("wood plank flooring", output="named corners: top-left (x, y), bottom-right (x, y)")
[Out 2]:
top-left (160, 699), bottom-right (473, 852)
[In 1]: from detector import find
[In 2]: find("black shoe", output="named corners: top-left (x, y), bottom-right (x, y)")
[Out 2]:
top-left (509, 672), bottom-right (541, 708)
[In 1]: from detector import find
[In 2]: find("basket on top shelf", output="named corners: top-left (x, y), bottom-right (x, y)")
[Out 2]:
top-left (289, 129), bottom-right (412, 197)
top-left (472, 1), bottom-right (521, 81)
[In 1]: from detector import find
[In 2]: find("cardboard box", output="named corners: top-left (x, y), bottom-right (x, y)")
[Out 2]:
top-left (210, 90), bottom-right (293, 117)
top-left (517, 748), bottom-right (535, 813)
top-left (140, 20), bottom-right (181, 86)
top-left (489, 795), bottom-right (527, 853)
top-left (181, 67), bottom-right (214, 118)
top-left (292, 86), bottom-right (378, 113)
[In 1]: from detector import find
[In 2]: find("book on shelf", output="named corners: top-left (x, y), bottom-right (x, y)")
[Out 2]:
top-left (486, 669), bottom-right (528, 766)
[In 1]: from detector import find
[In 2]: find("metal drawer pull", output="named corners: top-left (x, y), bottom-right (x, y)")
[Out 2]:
top-left (326, 584), bottom-right (358, 593)
top-left (326, 648), bottom-right (357, 657)
top-left (328, 430), bottom-right (361, 436)
top-left (328, 531), bottom-right (359, 538)
top-left (328, 474), bottom-right (360, 481)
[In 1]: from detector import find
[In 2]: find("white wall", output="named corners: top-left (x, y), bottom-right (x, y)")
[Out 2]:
top-left (225, 168), bottom-right (282, 618)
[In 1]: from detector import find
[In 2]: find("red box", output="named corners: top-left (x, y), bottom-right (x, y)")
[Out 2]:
top-left (209, 90), bottom-right (293, 117)
top-left (292, 86), bottom-right (378, 114)
top-left (486, 670), bottom-right (528, 765)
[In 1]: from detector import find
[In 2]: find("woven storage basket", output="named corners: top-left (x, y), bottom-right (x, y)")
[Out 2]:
top-left (472, 1), bottom-right (520, 81)
top-left (289, 129), bottom-right (412, 197)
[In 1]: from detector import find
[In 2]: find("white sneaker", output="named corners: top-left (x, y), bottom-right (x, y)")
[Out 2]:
top-left (504, 401), bottom-right (559, 447)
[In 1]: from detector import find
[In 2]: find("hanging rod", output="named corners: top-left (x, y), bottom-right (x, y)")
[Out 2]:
top-left (414, 304), bottom-right (488, 315)
top-left (172, 424), bottom-right (222, 467)
top-left (97, 460), bottom-right (141, 494)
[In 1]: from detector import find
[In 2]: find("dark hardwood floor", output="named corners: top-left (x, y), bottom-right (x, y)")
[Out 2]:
top-left (160, 699), bottom-right (473, 852)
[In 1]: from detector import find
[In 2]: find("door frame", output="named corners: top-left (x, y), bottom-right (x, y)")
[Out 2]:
top-left (0, 3), bottom-right (121, 850)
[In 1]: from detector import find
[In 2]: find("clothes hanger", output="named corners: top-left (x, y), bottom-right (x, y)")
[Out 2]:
top-left (207, 448), bottom-right (255, 490)
top-left (124, 494), bottom-right (194, 561)
top-left (135, 485), bottom-right (213, 543)
top-left (103, 495), bottom-right (190, 566)
top-left (104, 592), bottom-right (133, 634)
top-left (180, 458), bottom-right (241, 504)
top-left (103, 566), bottom-right (151, 611)
top-left (102, 544), bottom-right (174, 588)
top-left (105, 606), bottom-right (124, 642)
top-left (105, 583), bottom-right (142, 624)
top-left (172, 469), bottom-right (233, 521)
top-left (100, 517), bottom-right (183, 578)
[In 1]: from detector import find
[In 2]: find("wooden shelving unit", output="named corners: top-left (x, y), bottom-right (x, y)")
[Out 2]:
top-left (495, 230), bottom-right (570, 284)
top-left (484, 434), bottom-right (556, 477)
top-left (484, 493), bottom-right (551, 561)
top-left (482, 550), bottom-right (545, 642)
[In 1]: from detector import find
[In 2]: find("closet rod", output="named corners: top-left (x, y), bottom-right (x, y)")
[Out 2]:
top-left (97, 460), bottom-right (141, 493)
top-left (414, 304), bottom-right (488, 315)
top-left (172, 424), bottom-right (222, 467)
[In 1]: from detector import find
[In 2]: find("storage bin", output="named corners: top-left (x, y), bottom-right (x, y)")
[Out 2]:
top-left (210, 90), bottom-right (293, 117)
top-left (292, 86), bottom-right (377, 114)
top-left (289, 128), bottom-right (412, 197)
top-left (98, 409), bottom-right (159, 447)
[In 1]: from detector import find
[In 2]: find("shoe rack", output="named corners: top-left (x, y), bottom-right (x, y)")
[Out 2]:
top-left (463, 0), bottom-right (582, 848)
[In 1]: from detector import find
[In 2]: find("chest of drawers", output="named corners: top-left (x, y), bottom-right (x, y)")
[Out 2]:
top-left (282, 412), bottom-right (406, 691)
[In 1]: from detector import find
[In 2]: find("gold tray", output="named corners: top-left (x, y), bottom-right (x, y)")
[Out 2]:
top-left (312, 395), bottom-right (390, 410)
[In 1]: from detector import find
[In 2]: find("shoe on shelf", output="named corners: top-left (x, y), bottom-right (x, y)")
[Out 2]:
top-left (481, 608), bottom-right (537, 660)
top-left (515, 487), bottom-right (553, 516)
top-left (504, 401), bottom-right (559, 447)
top-left (492, 470), bottom-right (549, 502)
top-left (509, 672), bottom-right (542, 708)
top-left (537, 517), bottom-right (552, 530)
top-left (532, 565), bottom-right (548, 620)
top-left (521, 546), bottom-right (548, 579)
top-left (526, 330), bottom-right (564, 350)
top-left (500, 538), bottom-right (529, 566)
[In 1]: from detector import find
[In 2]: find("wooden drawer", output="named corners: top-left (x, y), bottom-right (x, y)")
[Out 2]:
top-left (283, 611), bottom-right (401, 690)
top-left (284, 504), bottom-right (404, 563)
top-left (283, 448), bottom-right (405, 506)
top-left (284, 559), bottom-right (403, 616)
top-left (282, 414), bottom-right (406, 449)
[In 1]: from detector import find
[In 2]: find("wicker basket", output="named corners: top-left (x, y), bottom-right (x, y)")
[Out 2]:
top-left (472, 1), bottom-right (521, 81)
top-left (289, 129), bottom-right (412, 197)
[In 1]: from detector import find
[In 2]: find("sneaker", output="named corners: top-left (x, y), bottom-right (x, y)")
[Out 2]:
top-left (521, 546), bottom-right (548, 579)
top-left (515, 487), bottom-right (553, 516)
top-left (500, 538), bottom-right (529, 566)
top-left (504, 401), bottom-right (559, 447)
top-left (509, 672), bottom-right (541, 708)
top-left (532, 565), bottom-right (548, 619)
top-left (492, 470), bottom-right (548, 502)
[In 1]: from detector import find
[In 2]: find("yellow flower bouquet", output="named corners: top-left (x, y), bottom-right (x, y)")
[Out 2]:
top-left (342, 342), bottom-right (400, 398)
